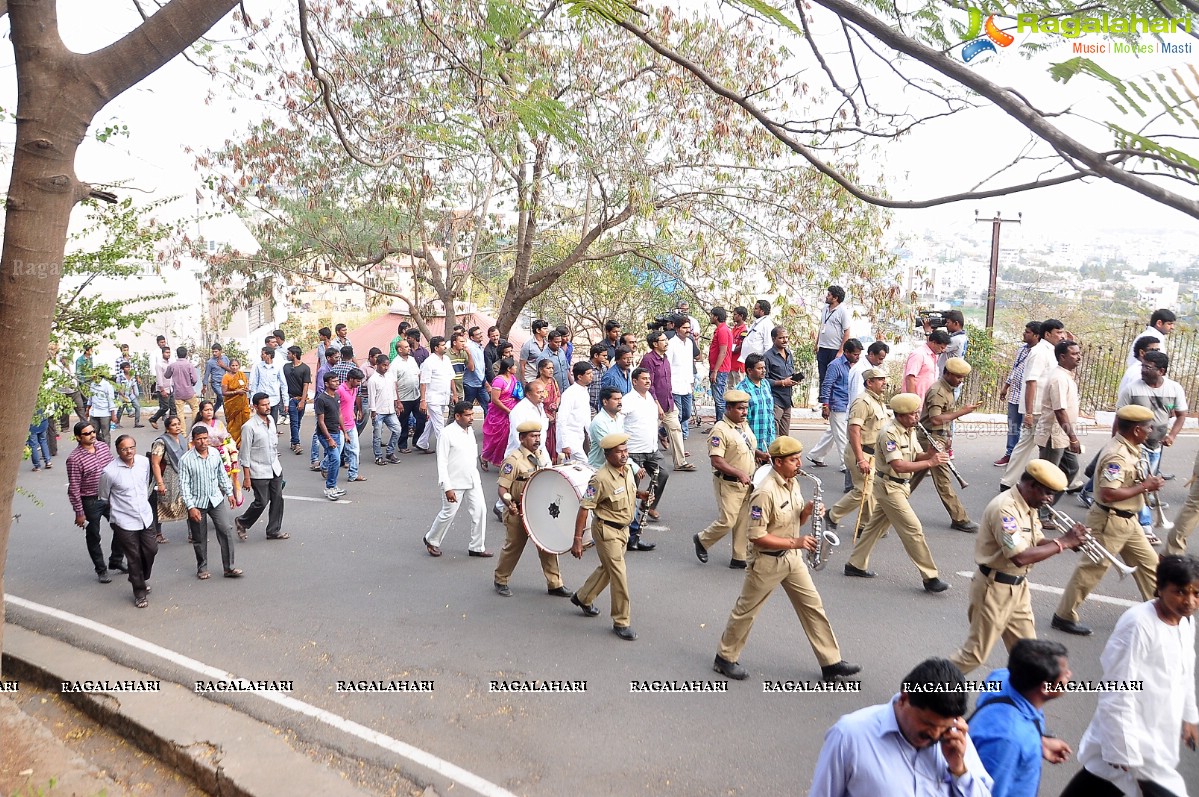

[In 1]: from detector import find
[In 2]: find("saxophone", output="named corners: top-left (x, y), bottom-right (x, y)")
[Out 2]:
top-left (798, 468), bottom-right (839, 570)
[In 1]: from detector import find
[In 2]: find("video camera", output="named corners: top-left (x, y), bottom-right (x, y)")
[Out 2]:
top-left (646, 314), bottom-right (676, 332)
top-left (916, 309), bottom-right (948, 330)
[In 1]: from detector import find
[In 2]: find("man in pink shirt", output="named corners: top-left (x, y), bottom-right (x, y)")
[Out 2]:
top-left (903, 330), bottom-right (950, 407)
top-left (336, 369), bottom-right (368, 484)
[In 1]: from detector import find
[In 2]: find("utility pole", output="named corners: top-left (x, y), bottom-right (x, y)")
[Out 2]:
top-left (976, 211), bottom-right (1022, 332)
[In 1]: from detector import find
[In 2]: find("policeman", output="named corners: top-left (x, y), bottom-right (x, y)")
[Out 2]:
top-left (825, 367), bottom-right (889, 534)
top-left (693, 389), bottom-right (769, 569)
top-left (570, 433), bottom-right (648, 641)
top-left (844, 392), bottom-right (952, 592)
top-left (949, 460), bottom-right (1086, 673)
top-left (910, 357), bottom-right (979, 532)
top-left (712, 436), bottom-right (860, 681)
top-left (493, 420), bottom-right (570, 599)
top-left (1053, 404), bottom-right (1163, 635)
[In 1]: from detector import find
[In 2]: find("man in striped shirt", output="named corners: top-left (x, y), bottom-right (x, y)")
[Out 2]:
top-left (66, 420), bottom-right (125, 582)
top-left (180, 425), bottom-right (242, 579)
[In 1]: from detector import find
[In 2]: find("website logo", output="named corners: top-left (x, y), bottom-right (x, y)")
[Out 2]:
top-left (961, 8), bottom-right (1015, 62)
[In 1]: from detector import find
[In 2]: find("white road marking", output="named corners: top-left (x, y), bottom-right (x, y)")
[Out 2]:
top-left (6, 595), bottom-right (516, 797)
top-left (283, 494), bottom-right (352, 504)
top-left (954, 571), bottom-right (1138, 607)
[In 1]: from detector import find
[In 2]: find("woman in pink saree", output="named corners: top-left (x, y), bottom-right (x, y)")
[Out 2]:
top-left (481, 346), bottom-right (518, 466)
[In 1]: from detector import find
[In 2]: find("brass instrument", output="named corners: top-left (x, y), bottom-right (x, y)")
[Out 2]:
top-left (1136, 452), bottom-right (1173, 532)
top-left (798, 468), bottom-right (839, 570)
top-left (915, 421), bottom-right (969, 489)
top-left (1043, 505), bottom-right (1137, 580)
top-left (635, 461), bottom-right (659, 530)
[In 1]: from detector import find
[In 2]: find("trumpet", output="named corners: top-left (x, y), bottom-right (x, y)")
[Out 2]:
top-left (915, 422), bottom-right (969, 489)
top-left (1136, 453), bottom-right (1174, 531)
top-left (1042, 505), bottom-right (1137, 580)
top-left (798, 468), bottom-right (839, 570)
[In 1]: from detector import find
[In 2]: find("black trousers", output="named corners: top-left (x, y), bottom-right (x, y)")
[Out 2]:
top-left (816, 347), bottom-right (839, 394)
top-left (239, 475), bottom-right (285, 538)
top-left (81, 496), bottom-right (123, 574)
top-left (629, 451), bottom-right (668, 510)
top-left (189, 502), bottom-right (235, 573)
top-left (149, 390), bottom-right (175, 423)
top-left (398, 399), bottom-right (426, 449)
top-left (1039, 445), bottom-right (1080, 507)
top-left (1059, 767), bottom-right (1179, 797)
top-left (113, 524), bottom-right (158, 599)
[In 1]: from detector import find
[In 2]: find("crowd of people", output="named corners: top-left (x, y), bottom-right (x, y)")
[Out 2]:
top-left (46, 295), bottom-right (1199, 796)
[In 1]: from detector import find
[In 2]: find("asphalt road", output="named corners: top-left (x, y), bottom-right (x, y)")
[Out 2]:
top-left (7, 416), bottom-right (1199, 796)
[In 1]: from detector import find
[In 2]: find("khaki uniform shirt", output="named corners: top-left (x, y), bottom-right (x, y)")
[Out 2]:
top-left (581, 463), bottom-right (637, 526)
top-left (498, 446), bottom-right (549, 518)
top-left (847, 390), bottom-right (889, 454)
top-left (1095, 434), bottom-right (1146, 513)
top-left (709, 417), bottom-right (757, 476)
top-left (977, 488), bottom-right (1044, 576)
top-left (876, 421), bottom-right (922, 481)
top-left (920, 378), bottom-right (956, 438)
top-left (747, 469), bottom-right (805, 546)
top-left (1034, 365), bottom-right (1079, 449)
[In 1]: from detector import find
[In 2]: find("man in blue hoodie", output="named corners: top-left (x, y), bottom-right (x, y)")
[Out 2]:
top-left (970, 639), bottom-right (1074, 797)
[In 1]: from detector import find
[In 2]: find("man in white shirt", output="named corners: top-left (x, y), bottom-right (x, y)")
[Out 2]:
top-left (235, 392), bottom-right (288, 541)
top-left (1125, 308), bottom-right (1175, 368)
top-left (149, 346), bottom-right (174, 429)
top-left (416, 336), bottom-right (455, 452)
top-left (249, 346), bottom-right (287, 426)
top-left (423, 402), bottom-right (489, 558)
top-left (1034, 341), bottom-right (1082, 516)
top-left (622, 367), bottom-right (665, 546)
top-left (367, 354), bottom-right (403, 465)
top-left (846, 341), bottom-right (888, 405)
top-left (391, 338), bottom-right (424, 453)
top-left (1001, 318), bottom-right (1066, 490)
top-left (99, 435), bottom-right (156, 608)
top-left (556, 362), bottom-right (593, 465)
top-left (86, 369), bottom-right (118, 445)
top-left (506, 381), bottom-right (550, 461)
top-left (737, 299), bottom-right (773, 366)
top-left (666, 317), bottom-right (697, 441)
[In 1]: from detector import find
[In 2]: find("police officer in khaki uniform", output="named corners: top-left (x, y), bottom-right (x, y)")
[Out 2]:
top-left (1053, 404), bottom-right (1164, 635)
top-left (712, 436), bottom-right (860, 681)
top-left (693, 389), bottom-right (769, 569)
top-left (493, 420), bottom-right (570, 598)
top-left (910, 357), bottom-right (979, 532)
top-left (825, 367), bottom-right (889, 534)
top-left (949, 460), bottom-right (1086, 673)
top-left (844, 393), bottom-right (952, 592)
top-left (570, 433), bottom-right (647, 641)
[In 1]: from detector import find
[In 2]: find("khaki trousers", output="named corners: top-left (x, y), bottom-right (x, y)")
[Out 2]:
top-left (949, 572), bottom-right (1036, 675)
top-left (662, 409), bottom-right (686, 468)
top-left (828, 452), bottom-right (874, 529)
top-left (717, 551), bottom-right (841, 667)
top-left (174, 396), bottom-right (200, 428)
top-left (697, 477), bottom-right (752, 561)
top-left (1166, 449), bottom-right (1199, 556)
top-left (908, 439), bottom-right (969, 524)
top-left (847, 478), bottom-right (939, 581)
top-left (494, 513), bottom-right (562, 589)
top-left (1056, 509), bottom-right (1158, 622)
top-left (577, 519), bottom-right (631, 627)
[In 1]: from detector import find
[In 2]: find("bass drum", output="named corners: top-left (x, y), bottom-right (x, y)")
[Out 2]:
top-left (752, 463), bottom-right (774, 491)
top-left (522, 464), bottom-right (594, 554)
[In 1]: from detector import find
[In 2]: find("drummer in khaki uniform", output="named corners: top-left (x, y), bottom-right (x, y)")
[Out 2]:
top-left (712, 436), bottom-right (860, 681)
top-left (1052, 404), bottom-right (1164, 636)
top-left (949, 460), bottom-right (1086, 674)
top-left (825, 367), bottom-right (889, 535)
top-left (570, 433), bottom-right (647, 641)
top-left (693, 389), bottom-right (769, 569)
top-left (909, 357), bottom-right (979, 533)
top-left (493, 420), bottom-right (570, 599)
top-left (844, 393), bottom-right (953, 593)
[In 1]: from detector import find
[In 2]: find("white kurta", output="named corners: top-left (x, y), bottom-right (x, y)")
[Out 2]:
top-left (505, 399), bottom-right (549, 460)
top-left (555, 383), bottom-right (591, 458)
top-left (1077, 600), bottom-right (1198, 796)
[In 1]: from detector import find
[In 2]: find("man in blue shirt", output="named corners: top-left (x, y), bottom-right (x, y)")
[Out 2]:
top-left (463, 326), bottom-right (490, 416)
top-left (971, 639), bottom-right (1074, 797)
top-left (203, 344), bottom-right (232, 412)
top-left (600, 346), bottom-right (633, 396)
top-left (808, 339), bottom-right (862, 468)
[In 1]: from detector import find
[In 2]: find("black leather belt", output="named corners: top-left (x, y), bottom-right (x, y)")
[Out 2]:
top-left (515, 476), bottom-right (529, 481)
top-left (877, 472), bottom-right (909, 485)
top-left (979, 564), bottom-right (1025, 586)
top-left (1098, 505), bottom-right (1136, 519)
top-left (603, 519), bottom-right (627, 529)
top-left (861, 445), bottom-right (875, 455)
top-left (759, 549), bottom-right (789, 558)
top-left (717, 472), bottom-right (745, 482)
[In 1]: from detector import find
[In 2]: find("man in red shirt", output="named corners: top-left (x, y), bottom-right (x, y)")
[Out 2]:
top-left (728, 306), bottom-right (749, 390)
top-left (708, 307), bottom-right (734, 425)
top-left (903, 329), bottom-right (950, 408)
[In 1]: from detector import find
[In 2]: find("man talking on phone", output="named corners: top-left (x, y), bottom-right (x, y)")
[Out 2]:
top-left (809, 657), bottom-right (994, 796)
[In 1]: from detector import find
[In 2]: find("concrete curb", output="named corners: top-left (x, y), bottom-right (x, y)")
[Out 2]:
top-left (2, 624), bottom-right (387, 797)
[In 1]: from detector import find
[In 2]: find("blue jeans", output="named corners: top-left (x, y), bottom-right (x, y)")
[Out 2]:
top-left (27, 419), bottom-right (50, 467)
top-left (1139, 446), bottom-right (1162, 527)
top-left (674, 392), bottom-right (693, 439)
top-left (373, 413), bottom-right (403, 459)
top-left (343, 425), bottom-right (360, 479)
top-left (321, 431), bottom-right (344, 489)
top-left (288, 397), bottom-right (306, 447)
top-left (117, 397), bottom-right (142, 425)
top-left (210, 385), bottom-right (224, 413)
top-left (464, 382), bottom-right (491, 416)
top-left (1005, 402), bottom-right (1023, 457)
top-left (711, 371), bottom-right (729, 423)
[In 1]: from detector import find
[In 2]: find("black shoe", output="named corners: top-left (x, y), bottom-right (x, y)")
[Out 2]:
top-left (494, 582), bottom-right (513, 598)
top-left (492, 503), bottom-right (504, 522)
top-left (627, 539), bottom-right (657, 552)
top-left (1051, 614), bottom-right (1093, 636)
top-left (469, 550), bottom-right (494, 558)
top-left (386, 454), bottom-right (402, 464)
top-left (950, 519), bottom-right (979, 533)
top-left (728, 558), bottom-right (747, 569)
top-left (693, 533), bottom-right (709, 564)
top-left (108, 561), bottom-right (128, 573)
top-left (1162, 472), bottom-right (1176, 481)
top-left (923, 577), bottom-right (950, 593)
top-left (822, 510), bottom-right (836, 530)
top-left (809, 459), bottom-right (827, 468)
top-left (613, 625), bottom-right (638, 641)
top-left (843, 563), bottom-right (876, 578)
top-left (712, 654), bottom-right (748, 680)
top-left (547, 586), bottom-right (571, 597)
top-left (97, 571), bottom-right (112, 583)
top-left (821, 660), bottom-right (862, 681)
top-left (571, 593), bottom-right (600, 616)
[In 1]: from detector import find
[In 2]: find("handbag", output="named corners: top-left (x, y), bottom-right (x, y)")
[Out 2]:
top-left (512, 378), bottom-right (524, 400)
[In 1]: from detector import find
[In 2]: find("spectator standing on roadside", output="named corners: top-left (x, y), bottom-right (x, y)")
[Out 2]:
top-left (995, 322), bottom-right (1041, 467)
top-left (816, 285), bottom-right (851, 393)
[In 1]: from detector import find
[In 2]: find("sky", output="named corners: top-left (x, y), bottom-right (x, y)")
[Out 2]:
top-left (1, 0), bottom-right (1196, 244)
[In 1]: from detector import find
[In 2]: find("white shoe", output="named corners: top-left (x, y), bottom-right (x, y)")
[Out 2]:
top-left (324, 488), bottom-right (340, 501)
top-left (332, 487), bottom-right (347, 496)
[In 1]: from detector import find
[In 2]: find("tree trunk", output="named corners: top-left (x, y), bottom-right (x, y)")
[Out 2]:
top-left (0, 0), bottom-right (239, 675)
